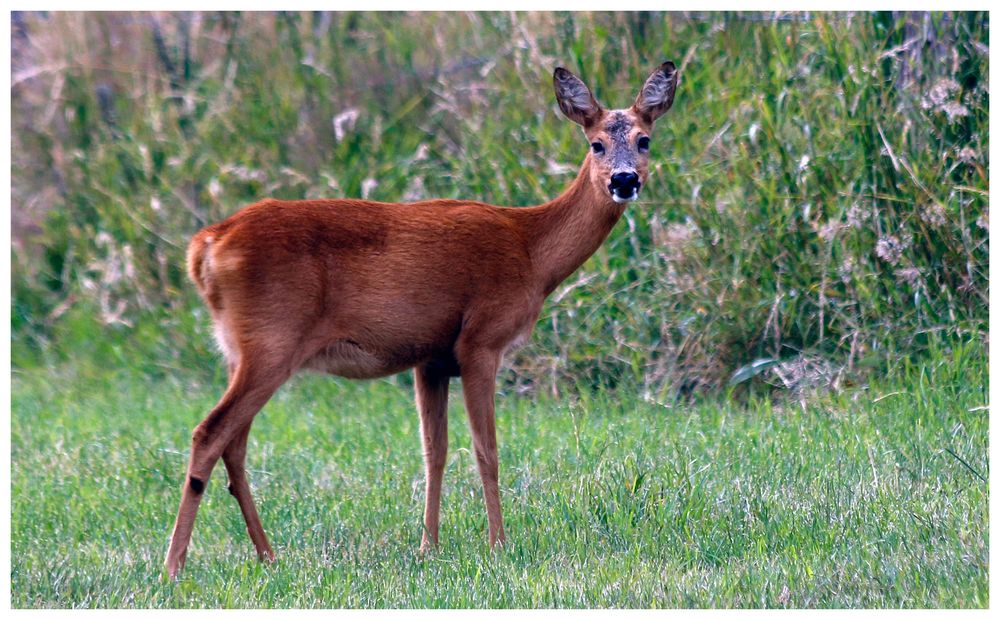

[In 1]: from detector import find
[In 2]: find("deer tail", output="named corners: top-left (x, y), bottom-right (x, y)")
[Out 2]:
top-left (186, 231), bottom-right (215, 298)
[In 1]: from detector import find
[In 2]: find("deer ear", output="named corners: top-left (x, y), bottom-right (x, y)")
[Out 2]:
top-left (553, 67), bottom-right (603, 128)
top-left (632, 61), bottom-right (678, 124)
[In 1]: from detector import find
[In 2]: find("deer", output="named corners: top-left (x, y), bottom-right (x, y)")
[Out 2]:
top-left (165, 61), bottom-right (678, 578)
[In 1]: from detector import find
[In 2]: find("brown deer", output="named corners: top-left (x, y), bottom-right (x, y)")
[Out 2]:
top-left (165, 62), bottom-right (678, 578)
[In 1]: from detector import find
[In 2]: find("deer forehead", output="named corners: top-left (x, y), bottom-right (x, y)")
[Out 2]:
top-left (591, 110), bottom-right (642, 143)
top-left (604, 111), bottom-right (633, 135)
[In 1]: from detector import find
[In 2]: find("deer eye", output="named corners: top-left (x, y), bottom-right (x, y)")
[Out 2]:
top-left (591, 142), bottom-right (605, 155)
top-left (637, 136), bottom-right (650, 153)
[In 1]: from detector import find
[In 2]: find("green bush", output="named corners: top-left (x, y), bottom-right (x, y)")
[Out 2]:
top-left (11, 12), bottom-right (988, 394)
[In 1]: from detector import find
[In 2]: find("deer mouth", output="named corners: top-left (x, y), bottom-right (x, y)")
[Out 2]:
top-left (610, 186), bottom-right (640, 203)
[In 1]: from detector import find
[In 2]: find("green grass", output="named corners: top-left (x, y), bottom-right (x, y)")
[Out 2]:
top-left (11, 339), bottom-right (987, 608)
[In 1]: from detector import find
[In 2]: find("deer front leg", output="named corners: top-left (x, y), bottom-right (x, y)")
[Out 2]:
top-left (415, 363), bottom-right (450, 551)
top-left (458, 350), bottom-right (506, 547)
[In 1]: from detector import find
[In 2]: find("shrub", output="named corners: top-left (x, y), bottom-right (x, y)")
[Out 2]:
top-left (11, 11), bottom-right (988, 394)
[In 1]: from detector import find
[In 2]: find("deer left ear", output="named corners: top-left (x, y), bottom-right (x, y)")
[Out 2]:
top-left (632, 61), bottom-right (678, 125)
top-left (554, 67), bottom-right (604, 128)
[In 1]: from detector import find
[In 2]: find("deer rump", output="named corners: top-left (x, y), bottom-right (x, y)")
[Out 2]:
top-left (187, 197), bottom-right (538, 380)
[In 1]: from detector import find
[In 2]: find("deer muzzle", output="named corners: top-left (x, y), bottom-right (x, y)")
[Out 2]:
top-left (609, 171), bottom-right (641, 203)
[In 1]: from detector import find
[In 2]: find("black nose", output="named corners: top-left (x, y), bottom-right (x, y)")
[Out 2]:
top-left (609, 171), bottom-right (640, 194)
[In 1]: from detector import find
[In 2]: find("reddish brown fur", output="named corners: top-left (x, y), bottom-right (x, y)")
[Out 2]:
top-left (165, 63), bottom-right (678, 578)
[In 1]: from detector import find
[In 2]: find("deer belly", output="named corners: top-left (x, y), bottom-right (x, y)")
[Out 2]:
top-left (302, 340), bottom-right (405, 379)
top-left (302, 340), bottom-right (393, 379)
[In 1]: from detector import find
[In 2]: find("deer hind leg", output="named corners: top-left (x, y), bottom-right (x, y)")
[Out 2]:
top-left (456, 347), bottom-right (506, 548)
top-left (164, 354), bottom-right (291, 579)
top-left (415, 362), bottom-right (450, 551)
top-left (222, 422), bottom-right (275, 562)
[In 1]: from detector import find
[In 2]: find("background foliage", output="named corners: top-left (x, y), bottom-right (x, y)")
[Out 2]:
top-left (11, 11), bottom-right (989, 394)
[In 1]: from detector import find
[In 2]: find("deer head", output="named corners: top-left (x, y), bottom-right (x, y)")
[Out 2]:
top-left (554, 62), bottom-right (678, 204)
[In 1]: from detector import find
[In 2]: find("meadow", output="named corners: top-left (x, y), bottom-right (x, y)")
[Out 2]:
top-left (9, 11), bottom-right (989, 608)
top-left (10, 340), bottom-right (988, 607)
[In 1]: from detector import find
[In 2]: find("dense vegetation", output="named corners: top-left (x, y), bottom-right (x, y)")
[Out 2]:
top-left (12, 12), bottom-right (989, 394)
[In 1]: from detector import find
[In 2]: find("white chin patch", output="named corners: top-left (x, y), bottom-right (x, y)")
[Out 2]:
top-left (612, 192), bottom-right (638, 204)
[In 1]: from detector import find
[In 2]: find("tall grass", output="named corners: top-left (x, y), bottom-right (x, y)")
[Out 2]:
top-left (11, 11), bottom-right (989, 394)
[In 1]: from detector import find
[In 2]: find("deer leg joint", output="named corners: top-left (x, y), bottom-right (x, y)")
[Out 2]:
top-left (189, 476), bottom-right (206, 494)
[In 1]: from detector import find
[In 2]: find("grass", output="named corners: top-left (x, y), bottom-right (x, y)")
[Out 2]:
top-left (10, 338), bottom-right (987, 608)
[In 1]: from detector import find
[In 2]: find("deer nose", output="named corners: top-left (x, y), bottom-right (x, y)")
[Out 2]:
top-left (609, 171), bottom-right (640, 196)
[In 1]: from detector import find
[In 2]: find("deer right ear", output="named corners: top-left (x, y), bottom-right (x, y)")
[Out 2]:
top-left (633, 61), bottom-right (678, 125)
top-left (553, 67), bottom-right (603, 128)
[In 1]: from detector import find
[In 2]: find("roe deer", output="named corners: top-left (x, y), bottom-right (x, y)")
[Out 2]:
top-left (165, 62), bottom-right (678, 577)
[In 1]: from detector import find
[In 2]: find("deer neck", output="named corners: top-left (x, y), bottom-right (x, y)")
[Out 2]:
top-left (520, 153), bottom-right (628, 296)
